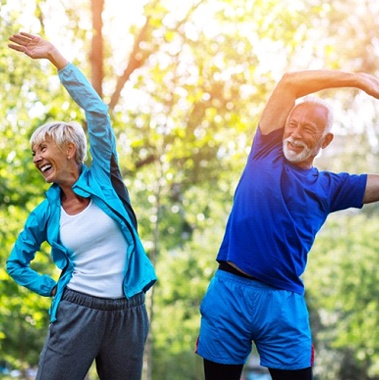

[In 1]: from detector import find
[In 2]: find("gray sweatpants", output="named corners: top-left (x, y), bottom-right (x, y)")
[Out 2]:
top-left (36, 289), bottom-right (149, 380)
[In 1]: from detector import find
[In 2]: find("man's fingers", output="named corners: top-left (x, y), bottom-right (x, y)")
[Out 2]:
top-left (8, 43), bottom-right (26, 53)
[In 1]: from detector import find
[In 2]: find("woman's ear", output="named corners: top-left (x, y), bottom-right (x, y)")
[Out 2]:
top-left (65, 142), bottom-right (77, 160)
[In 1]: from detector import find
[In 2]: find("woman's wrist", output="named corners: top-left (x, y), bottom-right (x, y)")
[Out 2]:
top-left (48, 45), bottom-right (69, 70)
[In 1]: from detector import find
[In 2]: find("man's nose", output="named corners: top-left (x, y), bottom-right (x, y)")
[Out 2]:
top-left (291, 126), bottom-right (303, 139)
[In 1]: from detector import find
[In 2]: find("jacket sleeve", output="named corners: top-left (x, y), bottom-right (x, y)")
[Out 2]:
top-left (6, 204), bottom-right (57, 296)
top-left (58, 63), bottom-right (117, 174)
top-left (59, 63), bottom-right (138, 228)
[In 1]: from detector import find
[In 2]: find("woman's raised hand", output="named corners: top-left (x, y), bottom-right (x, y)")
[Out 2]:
top-left (8, 32), bottom-right (68, 70)
top-left (8, 32), bottom-right (54, 59)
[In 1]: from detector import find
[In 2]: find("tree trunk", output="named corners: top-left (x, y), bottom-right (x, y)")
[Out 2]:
top-left (90, 0), bottom-right (104, 97)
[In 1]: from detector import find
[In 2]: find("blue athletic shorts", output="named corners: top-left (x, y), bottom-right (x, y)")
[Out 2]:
top-left (196, 269), bottom-right (314, 370)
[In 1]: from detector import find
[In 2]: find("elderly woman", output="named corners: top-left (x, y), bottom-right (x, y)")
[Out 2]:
top-left (6, 32), bottom-right (156, 380)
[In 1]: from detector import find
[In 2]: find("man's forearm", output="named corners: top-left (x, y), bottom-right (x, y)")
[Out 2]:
top-left (283, 70), bottom-right (379, 100)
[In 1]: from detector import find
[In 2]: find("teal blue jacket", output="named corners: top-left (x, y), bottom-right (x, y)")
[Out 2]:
top-left (6, 63), bottom-right (157, 322)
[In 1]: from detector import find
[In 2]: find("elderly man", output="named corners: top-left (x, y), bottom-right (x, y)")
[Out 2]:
top-left (196, 69), bottom-right (379, 380)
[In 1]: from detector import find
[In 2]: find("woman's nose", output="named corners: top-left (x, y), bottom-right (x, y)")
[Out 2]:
top-left (33, 153), bottom-right (42, 163)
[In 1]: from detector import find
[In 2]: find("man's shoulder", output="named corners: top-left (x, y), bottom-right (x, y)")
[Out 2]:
top-left (249, 126), bottom-right (284, 161)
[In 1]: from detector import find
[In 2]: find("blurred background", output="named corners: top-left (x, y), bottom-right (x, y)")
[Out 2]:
top-left (1, 0), bottom-right (379, 379)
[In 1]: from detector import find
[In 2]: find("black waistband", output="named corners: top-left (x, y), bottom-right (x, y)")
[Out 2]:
top-left (218, 261), bottom-right (257, 280)
top-left (63, 288), bottom-right (145, 311)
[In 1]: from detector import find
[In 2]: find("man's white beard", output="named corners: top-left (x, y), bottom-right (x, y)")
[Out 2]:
top-left (283, 136), bottom-right (321, 164)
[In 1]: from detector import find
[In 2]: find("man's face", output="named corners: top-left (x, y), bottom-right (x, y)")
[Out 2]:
top-left (283, 103), bottom-right (331, 169)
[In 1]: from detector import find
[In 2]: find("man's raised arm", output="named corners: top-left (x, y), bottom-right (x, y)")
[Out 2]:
top-left (259, 70), bottom-right (379, 135)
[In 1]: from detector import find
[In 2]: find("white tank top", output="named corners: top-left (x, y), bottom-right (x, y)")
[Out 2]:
top-left (60, 199), bottom-right (128, 298)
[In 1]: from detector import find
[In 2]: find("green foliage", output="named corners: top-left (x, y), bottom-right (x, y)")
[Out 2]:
top-left (151, 226), bottom-right (222, 380)
top-left (307, 213), bottom-right (379, 378)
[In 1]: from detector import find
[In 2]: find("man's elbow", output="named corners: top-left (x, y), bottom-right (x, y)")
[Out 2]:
top-left (363, 174), bottom-right (379, 204)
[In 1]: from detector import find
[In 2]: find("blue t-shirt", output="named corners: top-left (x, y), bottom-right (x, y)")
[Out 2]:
top-left (217, 126), bottom-right (367, 294)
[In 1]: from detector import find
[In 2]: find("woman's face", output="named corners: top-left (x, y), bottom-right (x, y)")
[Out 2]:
top-left (32, 135), bottom-right (75, 185)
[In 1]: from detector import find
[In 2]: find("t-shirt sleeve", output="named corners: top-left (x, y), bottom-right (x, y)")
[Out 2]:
top-left (326, 172), bottom-right (367, 212)
top-left (249, 125), bottom-right (283, 160)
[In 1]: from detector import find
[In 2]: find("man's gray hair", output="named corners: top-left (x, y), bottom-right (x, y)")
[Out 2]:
top-left (296, 95), bottom-right (334, 134)
top-left (30, 121), bottom-right (87, 164)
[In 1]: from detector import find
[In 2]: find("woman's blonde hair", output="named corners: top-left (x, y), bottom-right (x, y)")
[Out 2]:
top-left (30, 121), bottom-right (87, 163)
